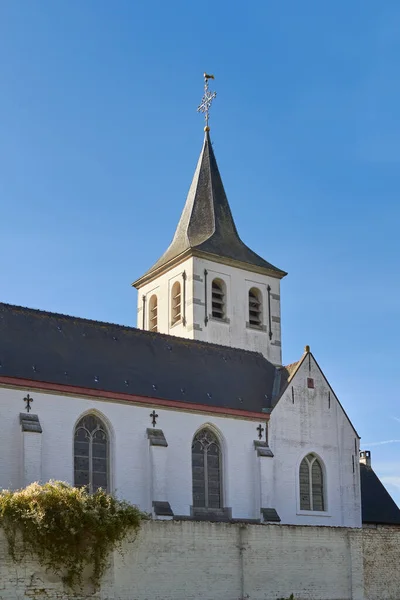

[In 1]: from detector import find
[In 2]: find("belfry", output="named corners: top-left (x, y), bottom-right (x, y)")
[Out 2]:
top-left (133, 75), bottom-right (286, 365)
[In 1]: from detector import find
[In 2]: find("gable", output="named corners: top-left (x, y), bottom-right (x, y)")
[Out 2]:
top-left (273, 350), bottom-right (359, 438)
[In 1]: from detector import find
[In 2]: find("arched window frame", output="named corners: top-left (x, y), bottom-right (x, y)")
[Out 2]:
top-left (73, 412), bottom-right (112, 494)
top-left (211, 278), bottom-right (227, 321)
top-left (248, 287), bottom-right (263, 328)
top-left (148, 294), bottom-right (158, 332)
top-left (171, 281), bottom-right (182, 326)
top-left (191, 426), bottom-right (224, 510)
top-left (298, 452), bottom-right (326, 513)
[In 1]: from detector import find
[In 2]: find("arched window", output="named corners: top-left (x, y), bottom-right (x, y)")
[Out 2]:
top-left (149, 295), bottom-right (158, 332)
top-left (249, 288), bottom-right (262, 327)
top-left (299, 453), bottom-right (324, 511)
top-left (171, 281), bottom-right (181, 325)
top-left (192, 428), bottom-right (222, 509)
top-left (74, 414), bottom-right (109, 493)
top-left (212, 279), bottom-right (225, 319)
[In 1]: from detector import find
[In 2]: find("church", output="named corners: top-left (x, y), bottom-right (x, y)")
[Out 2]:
top-left (0, 77), bottom-right (399, 531)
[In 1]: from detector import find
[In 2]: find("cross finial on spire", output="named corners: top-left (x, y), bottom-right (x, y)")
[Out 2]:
top-left (197, 73), bottom-right (216, 132)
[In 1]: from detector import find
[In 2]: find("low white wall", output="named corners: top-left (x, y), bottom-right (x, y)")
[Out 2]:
top-left (0, 520), bottom-right (371, 600)
top-left (2, 520), bottom-right (399, 600)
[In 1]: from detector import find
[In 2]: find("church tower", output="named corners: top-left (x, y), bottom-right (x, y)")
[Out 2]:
top-left (133, 75), bottom-right (286, 365)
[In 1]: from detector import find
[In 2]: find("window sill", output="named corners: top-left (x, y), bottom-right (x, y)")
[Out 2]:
top-left (190, 506), bottom-right (232, 522)
top-left (170, 319), bottom-right (183, 329)
top-left (246, 322), bottom-right (267, 332)
top-left (296, 509), bottom-right (331, 517)
top-left (208, 315), bottom-right (230, 325)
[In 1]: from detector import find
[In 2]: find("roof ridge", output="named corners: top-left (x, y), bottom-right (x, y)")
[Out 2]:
top-left (0, 301), bottom-right (270, 360)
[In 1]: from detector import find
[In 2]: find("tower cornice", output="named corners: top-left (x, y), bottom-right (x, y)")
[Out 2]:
top-left (132, 247), bottom-right (286, 289)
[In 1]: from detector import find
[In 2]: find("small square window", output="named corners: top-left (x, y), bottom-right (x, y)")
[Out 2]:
top-left (307, 378), bottom-right (314, 389)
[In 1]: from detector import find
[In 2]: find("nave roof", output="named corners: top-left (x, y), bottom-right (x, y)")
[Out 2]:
top-left (0, 302), bottom-right (278, 414)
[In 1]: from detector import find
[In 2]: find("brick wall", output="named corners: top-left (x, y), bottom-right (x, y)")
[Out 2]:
top-left (363, 524), bottom-right (400, 600)
top-left (1, 520), bottom-right (398, 599)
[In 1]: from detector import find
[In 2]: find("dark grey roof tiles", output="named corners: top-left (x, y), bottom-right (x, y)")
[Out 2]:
top-left (0, 302), bottom-right (277, 414)
top-left (360, 463), bottom-right (400, 525)
top-left (134, 131), bottom-right (286, 285)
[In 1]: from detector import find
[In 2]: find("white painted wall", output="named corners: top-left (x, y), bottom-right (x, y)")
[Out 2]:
top-left (192, 257), bottom-right (282, 365)
top-left (136, 255), bottom-right (282, 365)
top-left (0, 385), bottom-right (261, 519)
top-left (136, 256), bottom-right (194, 337)
top-left (0, 521), bottom-right (374, 600)
top-left (0, 350), bottom-right (362, 529)
top-left (269, 352), bottom-right (362, 527)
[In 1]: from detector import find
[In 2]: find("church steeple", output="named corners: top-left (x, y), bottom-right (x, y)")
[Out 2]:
top-left (133, 75), bottom-right (285, 366)
top-left (134, 130), bottom-right (286, 287)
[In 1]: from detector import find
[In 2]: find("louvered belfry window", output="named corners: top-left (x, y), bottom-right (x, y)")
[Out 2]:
top-left (249, 288), bottom-right (262, 327)
top-left (211, 279), bottom-right (225, 319)
top-left (299, 453), bottom-right (324, 511)
top-left (192, 429), bottom-right (222, 509)
top-left (74, 414), bottom-right (109, 493)
top-left (149, 295), bottom-right (158, 332)
top-left (171, 281), bottom-right (181, 325)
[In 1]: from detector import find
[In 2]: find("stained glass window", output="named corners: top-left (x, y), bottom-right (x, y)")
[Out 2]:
top-left (192, 429), bottom-right (222, 509)
top-left (299, 453), bottom-right (324, 511)
top-left (74, 414), bottom-right (109, 493)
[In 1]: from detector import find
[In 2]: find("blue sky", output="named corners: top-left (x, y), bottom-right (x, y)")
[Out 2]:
top-left (1, 1), bottom-right (400, 504)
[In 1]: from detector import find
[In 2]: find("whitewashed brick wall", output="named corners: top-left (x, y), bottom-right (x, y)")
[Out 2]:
top-left (137, 255), bottom-right (283, 365)
top-left (0, 374), bottom-right (362, 528)
top-left (269, 352), bottom-right (362, 527)
top-left (3, 520), bottom-right (396, 600)
top-left (0, 386), bottom-right (260, 519)
top-left (1, 521), bottom-right (399, 599)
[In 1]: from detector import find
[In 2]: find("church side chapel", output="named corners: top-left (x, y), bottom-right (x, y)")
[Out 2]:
top-left (0, 75), bottom-right (399, 529)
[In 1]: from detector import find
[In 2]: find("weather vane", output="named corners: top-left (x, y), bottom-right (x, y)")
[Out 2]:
top-left (197, 73), bottom-right (216, 131)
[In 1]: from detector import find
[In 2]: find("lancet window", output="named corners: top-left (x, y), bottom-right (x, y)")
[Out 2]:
top-left (74, 414), bottom-right (109, 493)
top-left (192, 428), bottom-right (222, 509)
top-left (299, 453), bottom-right (325, 511)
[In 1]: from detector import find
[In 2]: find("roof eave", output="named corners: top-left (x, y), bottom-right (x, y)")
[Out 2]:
top-left (192, 249), bottom-right (287, 279)
top-left (132, 249), bottom-right (193, 289)
top-left (133, 248), bottom-right (287, 289)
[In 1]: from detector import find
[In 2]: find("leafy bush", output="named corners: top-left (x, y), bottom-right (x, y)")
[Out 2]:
top-left (0, 481), bottom-right (148, 587)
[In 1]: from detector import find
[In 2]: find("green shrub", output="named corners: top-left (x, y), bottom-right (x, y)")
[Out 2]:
top-left (0, 481), bottom-right (148, 587)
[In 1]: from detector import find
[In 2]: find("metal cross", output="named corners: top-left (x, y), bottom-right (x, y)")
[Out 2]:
top-left (24, 394), bottom-right (33, 413)
top-left (150, 410), bottom-right (158, 428)
top-left (257, 423), bottom-right (264, 440)
top-left (197, 73), bottom-right (217, 130)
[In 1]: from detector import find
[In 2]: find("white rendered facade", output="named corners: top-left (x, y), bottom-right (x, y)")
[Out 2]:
top-left (136, 256), bottom-right (282, 366)
top-left (0, 348), bottom-right (361, 527)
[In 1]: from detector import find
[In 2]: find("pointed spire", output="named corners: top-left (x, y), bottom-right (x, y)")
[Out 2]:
top-left (133, 131), bottom-right (286, 287)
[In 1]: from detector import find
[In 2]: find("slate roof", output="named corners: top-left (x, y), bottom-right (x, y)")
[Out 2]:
top-left (0, 302), bottom-right (278, 414)
top-left (360, 463), bottom-right (400, 525)
top-left (134, 131), bottom-right (286, 286)
top-left (275, 360), bottom-right (301, 396)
